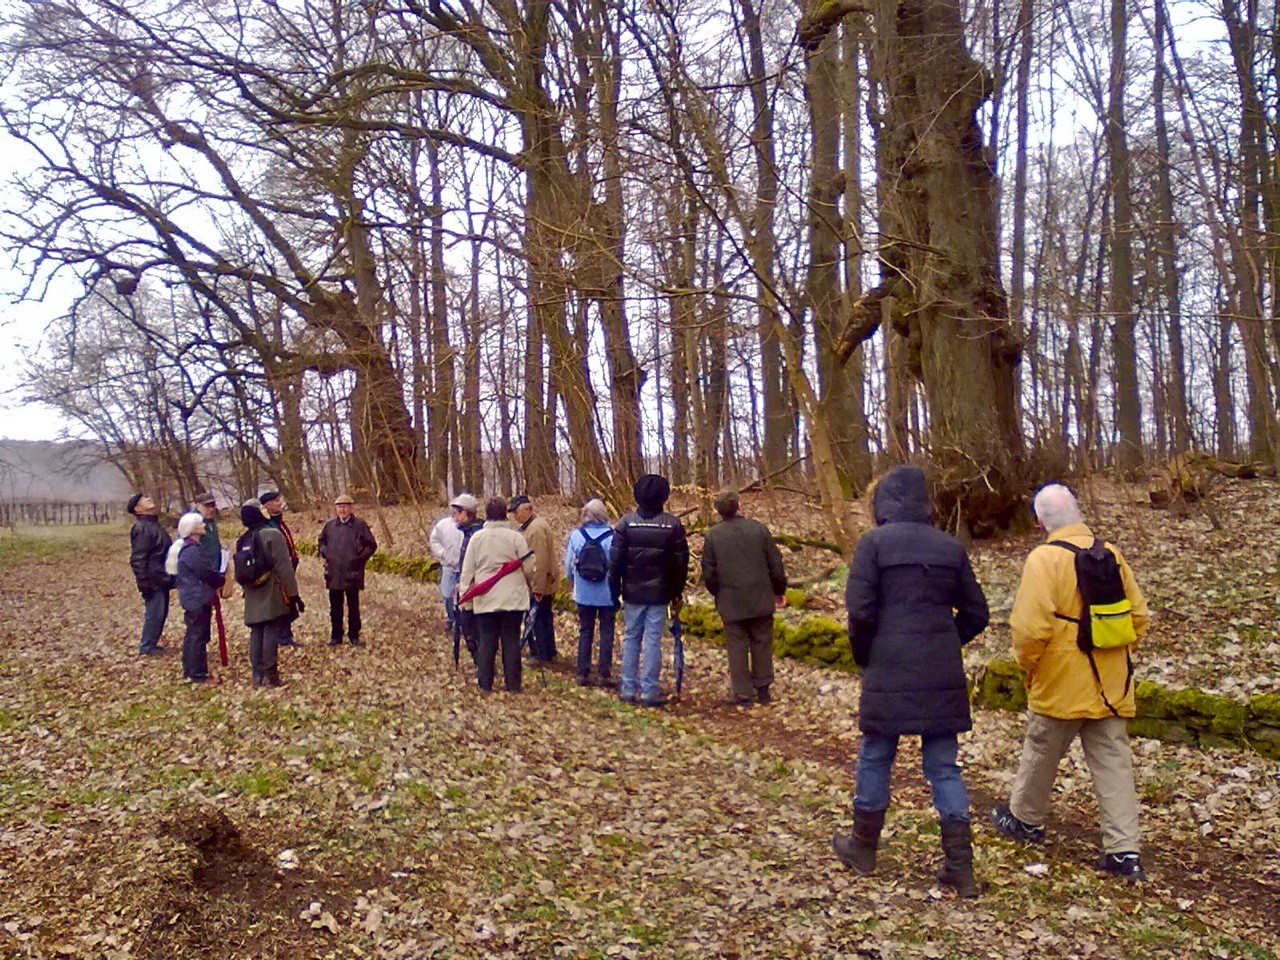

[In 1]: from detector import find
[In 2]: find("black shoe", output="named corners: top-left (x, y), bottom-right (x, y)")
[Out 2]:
top-left (1098, 851), bottom-right (1145, 883)
top-left (989, 805), bottom-right (1046, 844)
top-left (278, 637), bottom-right (299, 648)
top-left (138, 647), bottom-right (165, 656)
top-left (757, 686), bottom-right (773, 704)
top-left (328, 637), bottom-right (342, 647)
top-left (618, 693), bottom-right (636, 703)
top-left (576, 676), bottom-right (591, 687)
top-left (638, 695), bottom-right (668, 708)
top-left (349, 637), bottom-right (365, 647)
top-left (725, 697), bottom-right (753, 707)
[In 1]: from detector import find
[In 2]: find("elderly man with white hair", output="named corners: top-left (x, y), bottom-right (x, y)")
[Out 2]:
top-left (564, 498), bottom-right (617, 687)
top-left (990, 483), bottom-right (1151, 882)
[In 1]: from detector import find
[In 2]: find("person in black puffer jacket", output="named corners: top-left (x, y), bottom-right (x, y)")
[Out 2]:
top-left (609, 474), bottom-right (689, 707)
top-left (832, 466), bottom-right (989, 898)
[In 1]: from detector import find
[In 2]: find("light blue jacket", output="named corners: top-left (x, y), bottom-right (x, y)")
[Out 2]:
top-left (564, 522), bottom-right (616, 607)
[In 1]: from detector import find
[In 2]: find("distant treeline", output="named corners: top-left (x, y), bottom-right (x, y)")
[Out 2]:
top-left (0, 501), bottom-right (119, 526)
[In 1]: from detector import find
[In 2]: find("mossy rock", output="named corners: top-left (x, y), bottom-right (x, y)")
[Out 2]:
top-left (1249, 692), bottom-right (1280, 724)
top-left (1167, 688), bottom-right (1246, 736)
top-left (1127, 717), bottom-right (1196, 744)
top-left (784, 587), bottom-right (809, 609)
top-left (975, 659), bottom-right (1027, 712)
top-left (1135, 680), bottom-right (1171, 719)
top-left (680, 602), bottom-right (724, 642)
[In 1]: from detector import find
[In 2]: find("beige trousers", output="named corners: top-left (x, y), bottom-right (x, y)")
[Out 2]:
top-left (724, 615), bottom-right (774, 700)
top-left (1009, 712), bottom-right (1141, 854)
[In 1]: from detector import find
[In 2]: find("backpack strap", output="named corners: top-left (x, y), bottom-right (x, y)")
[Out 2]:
top-left (1048, 537), bottom-right (1129, 718)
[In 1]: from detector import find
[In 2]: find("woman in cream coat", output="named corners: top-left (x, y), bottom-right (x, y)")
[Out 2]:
top-left (458, 497), bottom-right (536, 692)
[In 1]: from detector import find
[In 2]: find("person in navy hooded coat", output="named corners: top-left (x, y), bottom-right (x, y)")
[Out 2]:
top-left (832, 466), bottom-right (989, 898)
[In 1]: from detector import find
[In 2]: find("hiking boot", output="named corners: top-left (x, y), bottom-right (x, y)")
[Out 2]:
top-left (936, 819), bottom-right (980, 898)
top-left (349, 637), bottom-right (365, 647)
top-left (724, 696), bottom-right (753, 707)
top-left (756, 685), bottom-right (773, 704)
top-left (328, 636), bottom-right (343, 646)
top-left (1098, 851), bottom-right (1145, 883)
top-left (618, 692), bottom-right (636, 703)
top-left (251, 671), bottom-right (264, 687)
top-left (638, 695), bottom-right (668, 708)
top-left (832, 808), bottom-right (885, 874)
top-left (989, 805), bottom-right (1045, 844)
top-left (264, 666), bottom-right (284, 687)
top-left (576, 675), bottom-right (591, 687)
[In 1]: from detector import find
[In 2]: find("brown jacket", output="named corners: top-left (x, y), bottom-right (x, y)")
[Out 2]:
top-left (519, 514), bottom-right (560, 596)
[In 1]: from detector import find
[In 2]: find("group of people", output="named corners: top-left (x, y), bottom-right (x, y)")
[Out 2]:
top-left (127, 490), bottom-right (377, 686)
top-left (127, 465), bottom-right (1151, 895)
top-left (831, 467), bottom-right (1150, 896)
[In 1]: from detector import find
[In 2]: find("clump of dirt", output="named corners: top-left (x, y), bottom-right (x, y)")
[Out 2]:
top-left (142, 803), bottom-right (313, 959)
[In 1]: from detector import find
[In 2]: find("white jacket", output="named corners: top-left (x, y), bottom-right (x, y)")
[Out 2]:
top-left (429, 515), bottom-right (463, 570)
top-left (458, 521), bottom-right (534, 614)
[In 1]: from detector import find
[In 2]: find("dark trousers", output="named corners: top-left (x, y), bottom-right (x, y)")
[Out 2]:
top-left (575, 605), bottom-right (616, 681)
top-left (476, 609), bottom-right (524, 692)
top-left (139, 589), bottom-right (170, 653)
top-left (457, 608), bottom-right (479, 663)
top-left (182, 606), bottom-right (213, 680)
top-left (724, 614), bottom-right (775, 700)
top-left (248, 615), bottom-right (286, 678)
top-left (328, 588), bottom-right (362, 641)
top-left (528, 594), bottom-right (556, 661)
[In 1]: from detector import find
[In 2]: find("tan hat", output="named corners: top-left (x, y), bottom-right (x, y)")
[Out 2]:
top-left (334, 493), bottom-right (355, 505)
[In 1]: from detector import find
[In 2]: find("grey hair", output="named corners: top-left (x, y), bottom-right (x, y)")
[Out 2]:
top-left (581, 498), bottom-right (609, 524)
top-left (1033, 484), bottom-right (1084, 531)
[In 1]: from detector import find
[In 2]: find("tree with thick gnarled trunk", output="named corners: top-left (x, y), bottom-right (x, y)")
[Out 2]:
top-left (828, 0), bottom-right (1024, 530)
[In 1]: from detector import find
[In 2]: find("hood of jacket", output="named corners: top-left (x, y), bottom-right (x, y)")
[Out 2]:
top-left (873, 466), bottom-right (933, 525)
top-left (633, 474), bottom-right (670, 516)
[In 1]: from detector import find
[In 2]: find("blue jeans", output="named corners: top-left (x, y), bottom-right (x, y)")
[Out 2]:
top-left (620, 603), bottom-right (666, 700)
top-left (440, 566), bottom-right (459, 627)
top-left (139, 589), bottom-right (170, 653)
top-left (854, 732), bottom-right (970, 822)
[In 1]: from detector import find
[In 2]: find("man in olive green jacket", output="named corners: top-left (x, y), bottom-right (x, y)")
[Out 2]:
top-left (239, 498), bottom-right (302, 687)
top-left (701, 491), bottom-right (787, 705)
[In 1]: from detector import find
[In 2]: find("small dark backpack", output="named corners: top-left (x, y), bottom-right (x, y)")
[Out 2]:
top-left (574, 527), bottom-right (610, 583)
top-left (233, 530), bottom-right (272, 586)
top-left (1051, 538), bottom-right (1137, 715)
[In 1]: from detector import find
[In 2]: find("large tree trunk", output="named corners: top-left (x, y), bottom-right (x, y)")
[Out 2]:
top-left (869, 0), bottom-right (1024, 531)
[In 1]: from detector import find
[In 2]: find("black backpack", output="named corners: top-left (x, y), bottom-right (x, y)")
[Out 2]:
top-left (1051, 539), bottom-right (1137, 715)
top-left (574, 527), bottom-right (610, 583)
top-left (233, 529), bottom-right (272, 586)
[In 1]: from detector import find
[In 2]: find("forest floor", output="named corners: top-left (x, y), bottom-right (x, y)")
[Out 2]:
top-left (1, 478), bottom-right (1278, 959)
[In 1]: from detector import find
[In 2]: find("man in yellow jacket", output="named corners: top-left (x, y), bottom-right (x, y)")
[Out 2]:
top-left (990, 484), bottom-right (1151, 882)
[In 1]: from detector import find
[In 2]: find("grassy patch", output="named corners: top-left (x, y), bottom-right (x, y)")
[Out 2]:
top-left (230, 765), bottom-right (291, 797)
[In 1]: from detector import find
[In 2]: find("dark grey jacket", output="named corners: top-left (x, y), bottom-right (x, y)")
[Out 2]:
top-left (845, 467), bottom-right (989, 737)
top-left (318, 516), bottom-right (377, 591)
top-left (702, 516), bottom-right (787, 622)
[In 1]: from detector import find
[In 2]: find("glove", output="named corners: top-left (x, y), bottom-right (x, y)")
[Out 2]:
top-left (291, 596), bottom-right (305, 615)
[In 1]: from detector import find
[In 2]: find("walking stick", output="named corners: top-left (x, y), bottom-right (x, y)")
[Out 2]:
top-left (213, 594), bottom-right (229, 667)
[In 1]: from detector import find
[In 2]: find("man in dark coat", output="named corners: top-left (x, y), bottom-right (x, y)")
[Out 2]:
top-left (127, 493), bottom-right (172, 656)
top-left (701, 491), bottom-right (787, 706)
top-left (318, 494), bottom-right (378, 646)
top-left (832, 466), bottom-right (989, 898)
top-left (239, 498), bottom-right (302, 686)
top-left (609, 474), bottom-right (689, 707)
top-left (260, 488), bottom-right (301, 646)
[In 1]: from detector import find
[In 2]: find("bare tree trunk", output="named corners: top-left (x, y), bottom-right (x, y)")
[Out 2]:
top-left (1107, 0), bottom-right (1143, 473)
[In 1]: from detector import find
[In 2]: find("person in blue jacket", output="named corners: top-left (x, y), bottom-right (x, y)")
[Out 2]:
top-left (174, 511), bottom-right (226, 683)
top-left (564, 498), bottom-right (617, 687)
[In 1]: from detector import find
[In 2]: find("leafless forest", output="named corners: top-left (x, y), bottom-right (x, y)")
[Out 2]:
top-left (0, 0), bottom-right (1274, 536)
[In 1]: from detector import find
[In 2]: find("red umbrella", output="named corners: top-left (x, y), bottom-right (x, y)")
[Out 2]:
top-left (458, 550), bottom-right (533, 605)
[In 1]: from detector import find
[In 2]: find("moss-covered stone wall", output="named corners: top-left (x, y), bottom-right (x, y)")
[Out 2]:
top-left (294, 545), bottom-right (1279, 758)
top-left (975, 659), bottom-right (1280, 759)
